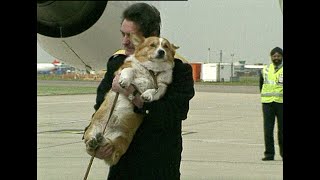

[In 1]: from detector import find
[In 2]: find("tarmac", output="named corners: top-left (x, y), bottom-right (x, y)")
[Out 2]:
top-left (37, 82), bottom-right (283, 180)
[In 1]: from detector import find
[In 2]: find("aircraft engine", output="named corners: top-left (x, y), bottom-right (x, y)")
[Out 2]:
top-left (37, 1), bottom-right (140, 72)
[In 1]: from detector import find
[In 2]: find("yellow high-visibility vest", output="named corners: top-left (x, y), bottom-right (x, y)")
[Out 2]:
top-left (113, 49), bottom-right (126, 55)
top-left (261, 63), bottom-right (283, 103)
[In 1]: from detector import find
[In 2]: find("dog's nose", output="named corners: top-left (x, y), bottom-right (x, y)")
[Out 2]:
top-left (156, 50), bottom-right (165, 59)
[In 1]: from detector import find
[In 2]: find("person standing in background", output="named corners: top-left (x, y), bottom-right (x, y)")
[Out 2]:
top-left (259, 47), bottom-right (283, 161)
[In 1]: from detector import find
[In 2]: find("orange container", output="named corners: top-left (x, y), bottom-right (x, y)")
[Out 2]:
top-left (190, 63), bottom-right (202, 81)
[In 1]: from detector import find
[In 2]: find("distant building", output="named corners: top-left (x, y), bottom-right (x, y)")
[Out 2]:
top-left (200, 63), bottom-right (233, 82)
top-left (189, 61), bottom-right (264, 82)
top-left (243, 64), bottom-right (264, 76)
top-left (231, 60), bottom-right (265, 77)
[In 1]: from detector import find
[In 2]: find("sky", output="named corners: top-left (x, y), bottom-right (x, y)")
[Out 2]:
top-left (37, 0), bottom-right (283, 65)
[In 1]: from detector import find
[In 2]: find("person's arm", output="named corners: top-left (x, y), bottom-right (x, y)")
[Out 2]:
top-left (259, 69), bottom-right (263, 92)
top-left (135, 59), bottom-right (195, 130)
top-left (94, 55), bottom-right (127, 111)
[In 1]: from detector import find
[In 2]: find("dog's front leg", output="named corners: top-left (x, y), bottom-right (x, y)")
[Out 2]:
top-left (141, 83), bottom-right (167, 102)
top-left (119, 68), bottom-right (134, 88)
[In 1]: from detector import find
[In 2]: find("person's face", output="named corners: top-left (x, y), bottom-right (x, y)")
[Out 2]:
top-left (271, 52), bottom-right (283, 66)
top-left (120, 19), bottom-right (141, 56)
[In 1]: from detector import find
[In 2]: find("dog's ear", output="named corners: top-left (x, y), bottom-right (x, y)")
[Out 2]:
top-left (171, 44), bottom-right (180, 50)
top-left (130, 33), bottom-right (145, 47)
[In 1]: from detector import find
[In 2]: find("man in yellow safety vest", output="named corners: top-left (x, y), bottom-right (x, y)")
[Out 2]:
top-left (259, 47), bottom-right (283, 161)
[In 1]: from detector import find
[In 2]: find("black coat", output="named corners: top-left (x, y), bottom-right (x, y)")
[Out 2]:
top-left (94, 54), bottom-right (195, 180)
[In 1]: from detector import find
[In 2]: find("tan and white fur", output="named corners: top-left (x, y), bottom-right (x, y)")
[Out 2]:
top-left (83, 34), bottom-right (179, 166)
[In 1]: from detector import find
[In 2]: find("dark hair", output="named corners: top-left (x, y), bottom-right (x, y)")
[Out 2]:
top-left (122, 3), bottom-right (161, 37)
top-left (270, 47), bottom-right (283, 56)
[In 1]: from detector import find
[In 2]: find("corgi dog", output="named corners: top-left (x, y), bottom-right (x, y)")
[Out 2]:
top-left (83, 34), bottom-right (179, 166)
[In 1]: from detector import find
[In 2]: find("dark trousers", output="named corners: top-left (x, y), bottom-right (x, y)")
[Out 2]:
top-left (262, 102), bottom-right (283, 158)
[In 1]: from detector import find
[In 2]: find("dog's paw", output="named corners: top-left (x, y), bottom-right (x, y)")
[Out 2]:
top-left (86, 132), bottom-right (105, 151)
top-left (141, 89), bottom-right (156, 102)
top-left (118, 76), bottom-right (131, 88)
top-left (141, 93), bottom-right (153, 102)
top-left (96, 132), bottom-right (105, 144)
top-left (86, 136), bottom-right (99, 151)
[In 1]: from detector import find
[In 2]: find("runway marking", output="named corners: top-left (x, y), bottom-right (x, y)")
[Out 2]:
top-left (184, 138), bottom-right (264, 146)
top-left (38, 100), bottom-right (92, 105)
top-left (37, 120), bottom-right (88, 127)
top-left (38, 129), bottom-right (84, 134)
top-left (183, 116), bottom-right (244, 127)
top-left (37, 141), bottom-right (82, 150)
top-left (181, 159), bottom-right (282, 165)
top-left (182, 131), bottom-right (197, 135)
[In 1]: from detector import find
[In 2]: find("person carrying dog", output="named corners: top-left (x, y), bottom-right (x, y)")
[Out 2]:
top-left (259, 47), bottom-right (283, 161)
top-left (85, 2), bottom-right (195, 179)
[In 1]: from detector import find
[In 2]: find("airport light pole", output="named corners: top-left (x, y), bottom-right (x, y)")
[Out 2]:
top-left (207, 48), bottom-right (210, 63)
top-left (231, 53), bottom-right (234, 82)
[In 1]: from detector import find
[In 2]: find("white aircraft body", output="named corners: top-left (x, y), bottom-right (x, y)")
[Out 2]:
top-left (37, 59), bottom-right (61, 73)
top-left (37, 63), bottom-right (55, 72)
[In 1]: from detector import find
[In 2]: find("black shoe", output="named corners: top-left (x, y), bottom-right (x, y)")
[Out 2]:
top-left (262, 156), bottom-right (274, 161)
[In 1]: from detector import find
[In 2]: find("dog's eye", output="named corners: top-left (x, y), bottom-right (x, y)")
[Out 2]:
top-left (163, 44), bottom-right (169, 48)
top-left (150, 43), bottom-right (156, 48)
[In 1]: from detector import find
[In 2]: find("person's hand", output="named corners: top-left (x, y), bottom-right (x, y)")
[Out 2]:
top-left (131, 95), bottom-right (144, 109)
top-left (87, 143), bottom-right (114, 159)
